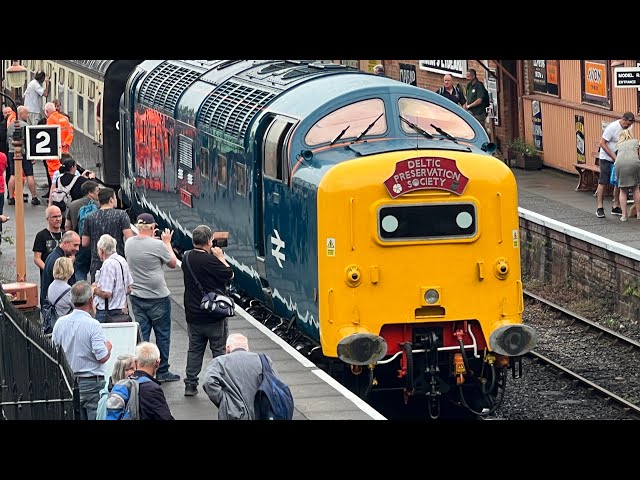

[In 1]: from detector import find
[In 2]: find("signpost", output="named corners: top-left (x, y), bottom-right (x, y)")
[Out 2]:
top-left (614, 67), bottom-right (640, 88)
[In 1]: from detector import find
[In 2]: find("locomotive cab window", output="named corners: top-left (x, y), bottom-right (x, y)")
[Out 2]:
top-left (398, 98), bottom-right (475, 140)
top-left (378, 203), bottom-right (477, 241)
top-left (264, 118), bottom-right (294, 181)
top-left (201, 147), bottom-right (211, 179)
top-left (305, 98), bottom-right (386, 146)
top-left (217, 154), bottom-right (228, 187)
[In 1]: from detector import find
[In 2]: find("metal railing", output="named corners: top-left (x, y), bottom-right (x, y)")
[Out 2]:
top-left (0, 286), bottom-right (79, 420)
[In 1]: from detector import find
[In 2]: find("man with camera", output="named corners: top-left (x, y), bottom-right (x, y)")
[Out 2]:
top-left (181, 224), bottom-right (234, 397)
top-left (124, 213), bottom-right (180, 383)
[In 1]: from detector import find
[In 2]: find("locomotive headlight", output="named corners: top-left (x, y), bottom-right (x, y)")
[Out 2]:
top-left (489, 324), bottom-right (538, 356)
top-left (424, 289), bottom-right (440, 304)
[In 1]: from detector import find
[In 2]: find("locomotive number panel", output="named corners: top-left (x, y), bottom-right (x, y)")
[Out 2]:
top-left (378, 203), bottom-right (477, 241)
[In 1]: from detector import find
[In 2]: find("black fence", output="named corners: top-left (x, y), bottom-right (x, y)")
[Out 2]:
top-left (0, 286), bottom-right (79, 420)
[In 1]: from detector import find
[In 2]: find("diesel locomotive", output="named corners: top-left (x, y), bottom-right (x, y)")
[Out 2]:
top-left (4, 59), bottom-right (538, 417)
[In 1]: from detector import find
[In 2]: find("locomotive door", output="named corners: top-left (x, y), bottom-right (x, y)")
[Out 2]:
top-left (257, 116), bottom-right (295, 288)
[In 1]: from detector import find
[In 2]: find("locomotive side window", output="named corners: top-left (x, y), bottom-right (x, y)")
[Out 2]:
top-left (305, 98), bottom-right (386, 146)
top-left (398, 98), bottom-right (475, 140)
top-left (378, 203), bottom-right (477, 241)
top-left (236, 163), bottom-right (247, 197)
top-left (264, 118), bottom-right (294, 182)
top-left (201, 147), bottom-right (211, 179)
top-left (217, 154), bottom-right (228, 187)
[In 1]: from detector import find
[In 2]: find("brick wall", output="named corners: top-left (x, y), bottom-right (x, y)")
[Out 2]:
top-left (519, 218), bottom-right (640, 319)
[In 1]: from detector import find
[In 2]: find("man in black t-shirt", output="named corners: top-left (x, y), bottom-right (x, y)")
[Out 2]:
top-left (33, 205), bottom-right (64, 307)
top-left (181, 224), bottom-right (234, 396)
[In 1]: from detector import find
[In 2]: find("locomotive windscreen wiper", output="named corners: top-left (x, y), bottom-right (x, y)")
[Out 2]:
top-left (399, 115), bottom-right (434, 139)
top-left (354, 113), bottom-right (384, 142)
top-left (430, 123), bottom-right (458, 143)
top-left (330, 125), bottom-right (350, 146)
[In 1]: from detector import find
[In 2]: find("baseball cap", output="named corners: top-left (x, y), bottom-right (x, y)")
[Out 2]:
top-left (136, 213), bottom-right (155, 225)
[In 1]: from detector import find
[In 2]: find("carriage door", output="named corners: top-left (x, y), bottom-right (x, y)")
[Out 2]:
top-left (257, 116), bottom-right (295, 293)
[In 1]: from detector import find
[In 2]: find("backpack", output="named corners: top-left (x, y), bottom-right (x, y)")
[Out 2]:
top-left (50, 174), bottom-right (79, 213)
top-left (481, 85), bottom-right (491, 110)
top-left (77, 201), bottom-right (98, 236)
top-left (254, 353), bottom-right (294, 420)
top-left (104, 376), bottom-right (151, 420)
top-left (41, 286), bottom-right (72, 334)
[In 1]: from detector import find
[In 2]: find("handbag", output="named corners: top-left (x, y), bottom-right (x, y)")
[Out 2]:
top-left (183, 250), bottom-right (235, 318)
top-left (610, 162), bottom-right (618, 187)
top-left (104, 258), bottom-right (133, 323)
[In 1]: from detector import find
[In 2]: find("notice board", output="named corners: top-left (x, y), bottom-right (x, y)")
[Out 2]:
top-left (101, 322), bottom-right (141, 381)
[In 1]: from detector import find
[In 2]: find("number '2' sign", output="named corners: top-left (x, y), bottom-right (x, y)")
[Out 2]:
top-left (25, 125), bottom-right (61, 160)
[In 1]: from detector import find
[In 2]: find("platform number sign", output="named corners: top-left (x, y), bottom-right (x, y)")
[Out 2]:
top-left (25, 125), bottom-right (61, 160)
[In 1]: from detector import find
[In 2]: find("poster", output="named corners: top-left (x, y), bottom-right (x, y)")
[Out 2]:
top-left (398, 63), bottom-right (417, 86)
top-left (575, 115), bottom-right (585, 164)
top-left (532, 100), bottom-right (543, 151)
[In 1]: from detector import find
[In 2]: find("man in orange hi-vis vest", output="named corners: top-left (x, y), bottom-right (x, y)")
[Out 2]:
top-left (44, 101), bottom-right (74, 180)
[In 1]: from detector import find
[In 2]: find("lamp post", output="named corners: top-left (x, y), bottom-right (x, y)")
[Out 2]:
top-left (1, 62), bottom-right (39, 311)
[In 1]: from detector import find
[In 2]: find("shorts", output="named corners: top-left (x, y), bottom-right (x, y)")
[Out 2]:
top-left (598, 159), bottom-right (613, 185)
top-left (6, 152), bottom-right (34, 177)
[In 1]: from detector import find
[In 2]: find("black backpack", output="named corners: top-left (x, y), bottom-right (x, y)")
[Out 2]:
top-left (41, 286), bottom-right (72, 333)
top-left (254, 353), bottom-right (294, 420)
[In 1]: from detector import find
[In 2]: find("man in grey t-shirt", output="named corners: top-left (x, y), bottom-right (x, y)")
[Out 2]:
top-left (124, 212), bottom-right (180, 383)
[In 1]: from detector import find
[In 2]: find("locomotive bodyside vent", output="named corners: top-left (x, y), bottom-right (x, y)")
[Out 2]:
top-left (198, 81), bottom-right (275, 138)
top-left (138, 63), bottom-right (201, 114)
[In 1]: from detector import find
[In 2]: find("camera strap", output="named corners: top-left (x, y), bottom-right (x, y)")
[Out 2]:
top-left (183, 250), bottom-right (206, 297)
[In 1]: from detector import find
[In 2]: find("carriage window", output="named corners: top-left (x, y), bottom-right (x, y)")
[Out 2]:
top-left (305, 98), bottom-right (386, 146)
top-left (398, 98), bottom-right (475, 140)
top-left (59, 68), bottom-right (65, 85)
top-left (217, 154), bottom-right (227, 187)
top-left (67, 89), bottom-right (74, 124)
top-left (68, 71), bottom-right (74, 89)
top-left (378, 203), bottom-right (477, 241)
top-left (88, 80), bottom-right (96, 100)
top-left (87, 99), bottom-right (95, 137)
top-left (78, 76), bottom-right (85, 95)
top-left (57, 85), bottom-right (65, 111)
top-left (236, 163), bottom-right (247, 197)
top-left (77, 95), bottom-right (84, 133)
top-left (264, 118), bottom-right (294, 181)
top-left (201, 147), bottom-right (210, 179)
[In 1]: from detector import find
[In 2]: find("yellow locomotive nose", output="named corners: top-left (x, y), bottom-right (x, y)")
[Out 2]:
top-left (489, 324), bottom-right (538, 356)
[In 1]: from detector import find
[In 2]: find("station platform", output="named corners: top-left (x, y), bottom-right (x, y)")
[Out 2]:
top-left (514, 166), bottom-right (640, 253)
top-left (0, 161), bottom-right (384, 420)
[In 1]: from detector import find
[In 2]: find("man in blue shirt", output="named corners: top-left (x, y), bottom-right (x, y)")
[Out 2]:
top-left (52, 281), bottom-right (112, 420)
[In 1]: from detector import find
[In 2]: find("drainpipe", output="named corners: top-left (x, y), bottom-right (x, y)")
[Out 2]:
top-left (517, 60), bottom-right (525, 139)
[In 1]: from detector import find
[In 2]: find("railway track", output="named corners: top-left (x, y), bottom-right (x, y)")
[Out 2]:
top-left (523, 289), bottom-right (640, 419)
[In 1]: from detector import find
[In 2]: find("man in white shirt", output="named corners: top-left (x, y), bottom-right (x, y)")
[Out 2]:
top-left (23, 71), bottom-right (49, 125)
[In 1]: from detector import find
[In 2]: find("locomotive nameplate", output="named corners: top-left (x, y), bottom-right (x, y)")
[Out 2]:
top-left (384, 157), bottom-right (469, 198)
top-left (180, 188), bottom-right (193, 207)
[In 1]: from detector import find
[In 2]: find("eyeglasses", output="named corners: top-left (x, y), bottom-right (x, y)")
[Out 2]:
top-left (48, 215), bottom-right (62, 219)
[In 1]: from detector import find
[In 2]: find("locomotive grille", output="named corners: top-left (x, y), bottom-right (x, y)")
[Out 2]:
top-left (178, 135), bottom-right (194, 170)
top-left (199, 81), bottom-right (275, 138)
top-left (139, 63), bottom-right (201, 114)
top-left (378, 203), bottom-right (477, 241)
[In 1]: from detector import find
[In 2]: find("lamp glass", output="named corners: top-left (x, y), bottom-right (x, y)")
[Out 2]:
top-left (6, 65), bottom-right (28, 89)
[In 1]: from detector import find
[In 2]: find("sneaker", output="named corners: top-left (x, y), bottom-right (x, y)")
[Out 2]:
top-left (184, 384), bottom-right (198, 396)
top-left (7, 198), bottom-right (15, 206)
top-left (621, 217), bottom-right (628, 222)
top-left (596, 208), bottom-right (605, 218)
top-left (156, 371), bottom-right (181, 383)
top-left (612, 206), bottom-right (623, 216)
top-left (31, 197), bottom-right (41, 206)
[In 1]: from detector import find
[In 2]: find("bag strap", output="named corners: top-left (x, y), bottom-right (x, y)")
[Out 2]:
top-left (52, 286), bottom-right (71, 307)
top-left (183, 250), bottom-right (206, 297)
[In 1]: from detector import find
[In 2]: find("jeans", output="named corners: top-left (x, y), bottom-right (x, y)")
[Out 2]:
top-left (130, 295), bottom-right (172, 376)
top-left (76, 377), bottom-right (105, 420)
top-left (94, 308), bottom-right (126, 323)
top-left (74, 245), bottom-right (91, 282)
top-left (184, 319), bottom-right (228, 387)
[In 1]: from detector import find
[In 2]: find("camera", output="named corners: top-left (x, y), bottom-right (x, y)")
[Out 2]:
top-left (212, 231), bottom-right (228, 248)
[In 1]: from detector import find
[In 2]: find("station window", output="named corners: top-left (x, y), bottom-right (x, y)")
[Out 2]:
top-left (217, 154), bottom-right (227, 187)
top-left (236, 163), bottom-right (247, 197)
top-left (201, 147), bottom-right (210, 179)
top-left (531, 60), bottom-right (559, 96)
top-left (305, 98), bottom-right (387, 146)
top-left (581, 60), bottom-right (611, 109)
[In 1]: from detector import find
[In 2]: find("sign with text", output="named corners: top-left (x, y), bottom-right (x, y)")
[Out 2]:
top-left (399, 63), bottom-right (417, 86)
top-left (384, 157), bottom-right (469, 198)
top-left (532, 100), bottom-right (543, 151)
top-left (584, 61), bottom-right (607, 98)
top-left (575, 115), bottom-right (585, 164)
top-left (419, 60), bottom-right (467, 78)
top-left (614, 67), bottom-right (640, 88)
top-left (25, 125), bottom-right (61, 160)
